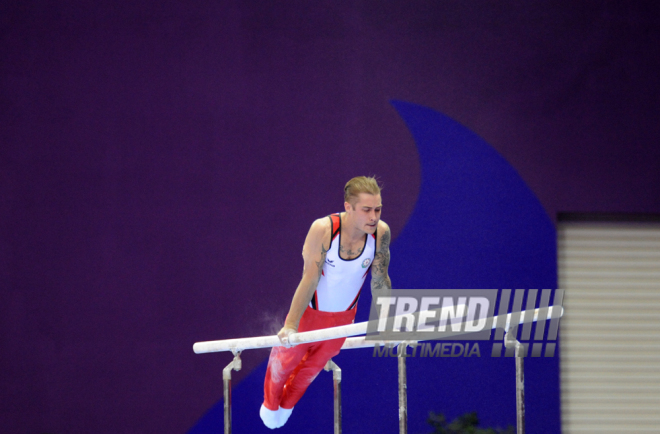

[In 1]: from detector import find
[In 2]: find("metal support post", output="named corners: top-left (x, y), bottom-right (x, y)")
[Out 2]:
top-left (505, 328), bottom-right (525, 434)
top-left (324, 359), bottom-right (342, 434)
top-left (222, 350), bottom-right (242, 434)
top-left (397, 342), bottom-right (408, 434)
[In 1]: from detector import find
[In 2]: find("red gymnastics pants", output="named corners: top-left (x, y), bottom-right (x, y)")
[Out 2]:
top-left (263, 305), bottom-right (357, 411)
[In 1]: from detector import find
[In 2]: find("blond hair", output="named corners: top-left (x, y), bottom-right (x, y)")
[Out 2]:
top-left (344, 176), bottom-right (382, 206)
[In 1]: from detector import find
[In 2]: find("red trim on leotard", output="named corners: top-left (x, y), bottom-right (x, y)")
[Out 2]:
top-left (328, 214), bottom-right (341, 248)
top-left (348, 285), bottom-right (362, 310)
top-left (362, 267), bottom-right (370, 279)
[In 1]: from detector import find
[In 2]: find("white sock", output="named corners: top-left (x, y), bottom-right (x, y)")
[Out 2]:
top-left (277, 406), bottom-right (294, 427)
top-left (260, 404), bottom-right (280, 429)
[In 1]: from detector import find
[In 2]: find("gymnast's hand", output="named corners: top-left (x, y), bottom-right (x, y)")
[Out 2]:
top-left (277, 325), bottom-right (297, 348)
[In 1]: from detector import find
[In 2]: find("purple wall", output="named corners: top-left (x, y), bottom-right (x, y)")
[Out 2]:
top-left (2, 1), bottom-right (659, 433)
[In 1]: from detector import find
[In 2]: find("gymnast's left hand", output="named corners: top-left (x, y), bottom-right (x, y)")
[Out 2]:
top-left (277, 326), bottom-right (297, 348)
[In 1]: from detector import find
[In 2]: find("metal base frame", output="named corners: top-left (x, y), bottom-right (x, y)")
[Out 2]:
top-left (324, 359), bottom-right (342, 434)
top-left (219, 337), bottom-right (525, 434)
top-left (223, 350), bottom-right (242, 434)
top-left (505, 328), bottom-right (526, 434)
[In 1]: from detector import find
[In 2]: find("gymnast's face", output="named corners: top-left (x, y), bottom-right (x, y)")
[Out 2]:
top-left (345, 193), bottom-right (382, 235)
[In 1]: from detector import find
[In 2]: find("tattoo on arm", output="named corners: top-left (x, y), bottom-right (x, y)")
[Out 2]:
top-left (371, 228), bottom-right (392, 291)
top-left (381, 229), bottom-right (391, 248)
top-left (315, 243), bottom-right (328, 281)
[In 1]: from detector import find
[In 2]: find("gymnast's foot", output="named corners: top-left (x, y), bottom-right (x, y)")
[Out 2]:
top-left (278, 406), bottom-right (294, 427)
top-left (260, 404), bottom-right (280, 429)
top-left (260, 404), bottom-right (294, 429)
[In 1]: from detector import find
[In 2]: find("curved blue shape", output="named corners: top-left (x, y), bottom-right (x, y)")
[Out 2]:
top-left (389, 100), bottom-right (556, 290)
top-left (385, 100), bottom-right (559, 434)
top-left (189, 101), bottom-right (559, 434)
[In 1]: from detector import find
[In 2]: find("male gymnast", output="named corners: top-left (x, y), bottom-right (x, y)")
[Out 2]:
top-left (260, 176), bottom-right (392, 428)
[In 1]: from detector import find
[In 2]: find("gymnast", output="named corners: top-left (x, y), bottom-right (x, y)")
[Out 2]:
top-left (260, 176), bottom-right (393, 429)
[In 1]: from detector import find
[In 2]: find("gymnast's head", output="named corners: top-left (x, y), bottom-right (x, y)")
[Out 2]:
top-left (344, 176), bottom-right (383, 233)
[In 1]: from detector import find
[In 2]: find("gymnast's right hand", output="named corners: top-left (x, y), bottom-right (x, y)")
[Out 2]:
top-left (277, 326), bottom-right (297, 348)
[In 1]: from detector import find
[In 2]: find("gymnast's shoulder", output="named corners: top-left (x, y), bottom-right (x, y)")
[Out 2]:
top-left (376, 220), bottom-right (390, 236)
top-left (303, 216), bottom-right (332, 246)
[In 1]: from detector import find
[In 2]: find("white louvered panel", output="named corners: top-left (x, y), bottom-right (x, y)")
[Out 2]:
top-left (558, 223), bottom-right (660, 434)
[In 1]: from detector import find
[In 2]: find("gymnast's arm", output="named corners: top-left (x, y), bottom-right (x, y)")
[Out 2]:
top-left (276, 218), bottom-right (330, 346)
top-left (370, 221), bottom-right (392, 293)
